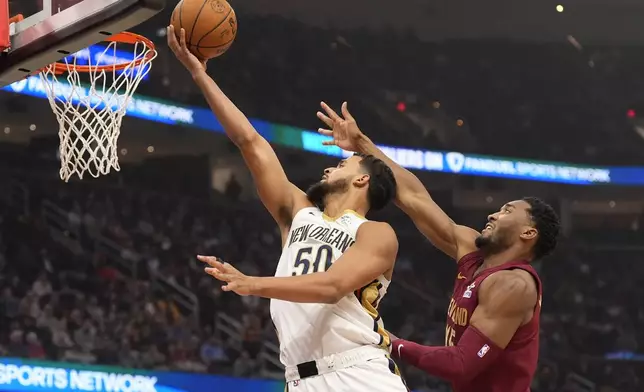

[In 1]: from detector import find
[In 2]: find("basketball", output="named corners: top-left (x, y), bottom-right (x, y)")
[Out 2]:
top-left (170, 0), bottom-right (237, 60)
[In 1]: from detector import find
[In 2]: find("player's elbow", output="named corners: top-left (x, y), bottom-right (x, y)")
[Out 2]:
top-left (318, 274), bottom-right (347, 304)
top-left (453, 362), bottom-right (481, 384)
top-left (320, 285), bottom-right (344, 304)
top-left (417, 352), bottom-right (469, 383)
top-left (231, 127), bottom-right (261, 148)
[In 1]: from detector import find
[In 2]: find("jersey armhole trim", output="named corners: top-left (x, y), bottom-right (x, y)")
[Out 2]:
top-left (279, 206), bottom-right (319, 248)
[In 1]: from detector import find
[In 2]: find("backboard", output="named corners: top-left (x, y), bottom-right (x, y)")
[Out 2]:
top-left (0, 0), bottom-right (164, 87)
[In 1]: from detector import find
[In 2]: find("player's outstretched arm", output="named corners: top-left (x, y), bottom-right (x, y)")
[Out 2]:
top-left (390, 270), bottom-right (538, 383)
top-left (168, 26), bottom-right (305, 233)
top-left (317, 102), bottom-right (478, 261)
top-left (199, 222), bottom-right (397, 303)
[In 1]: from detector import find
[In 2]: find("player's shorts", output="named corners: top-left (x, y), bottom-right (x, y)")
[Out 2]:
top-left (284, 346), bottom-right (408, 392)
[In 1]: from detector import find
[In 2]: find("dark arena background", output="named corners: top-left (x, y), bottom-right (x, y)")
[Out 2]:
top-left (0, 0), bottom-right (643, 391)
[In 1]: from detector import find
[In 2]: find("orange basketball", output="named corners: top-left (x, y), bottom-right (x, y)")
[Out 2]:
top-left (170, 0), bottom-right (237, 60)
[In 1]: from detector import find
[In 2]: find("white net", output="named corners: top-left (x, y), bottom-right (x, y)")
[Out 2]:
top-left (39, 35), bottom-right (157, 182)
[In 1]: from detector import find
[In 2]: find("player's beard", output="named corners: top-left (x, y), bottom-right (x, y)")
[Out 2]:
top-left (306, 178), bottom-right (350, 210)
top-left (475, 234), bottom-right (492, 250)
top-left (475, 230), bottom-right (509, 255)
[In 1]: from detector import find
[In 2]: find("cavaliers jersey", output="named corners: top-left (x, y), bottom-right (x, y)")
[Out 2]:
top-left (270, 207), bottom-right (391, 367)
top-left (446, 252), bottom-right (542, 392)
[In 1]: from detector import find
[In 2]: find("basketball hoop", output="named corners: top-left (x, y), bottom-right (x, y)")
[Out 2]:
top-left (39, 32), bottom-right (157, 182)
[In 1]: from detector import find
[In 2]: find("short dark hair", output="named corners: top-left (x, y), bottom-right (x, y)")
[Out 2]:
top-left (353, 153), bottom-right (397, 211)
top-left (522, 197), bottom-right (560, 259)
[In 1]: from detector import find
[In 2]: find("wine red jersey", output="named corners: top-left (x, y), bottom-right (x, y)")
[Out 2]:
top-left (445, 251), bottom-right (542, 392)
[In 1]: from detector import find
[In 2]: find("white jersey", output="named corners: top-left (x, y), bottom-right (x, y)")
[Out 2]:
top-left (270, 206), bottom-right (391, 367)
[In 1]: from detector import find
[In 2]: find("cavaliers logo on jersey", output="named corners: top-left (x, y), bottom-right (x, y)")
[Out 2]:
top-left (463, 282), bottom-right (476, 298)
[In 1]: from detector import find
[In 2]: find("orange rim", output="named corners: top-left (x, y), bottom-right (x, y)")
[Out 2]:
top-left (46, 32), bottom-right (156, 75)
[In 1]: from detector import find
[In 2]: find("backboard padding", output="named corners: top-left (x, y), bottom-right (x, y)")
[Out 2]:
top-left (0, 0), bottom-right (164, 87)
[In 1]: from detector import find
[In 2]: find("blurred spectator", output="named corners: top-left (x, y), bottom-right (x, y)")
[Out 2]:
top-left (1, 287), bottom-right (20, 320)
top-left (26, 332), bottom-right (46, 359)
top-left (31, 273), bottom-right (53, 297)
top-left (7, 329), bottom-right (27, 357)
top-left (233, 351), bottom-right (258, 378)
top-left (200, 336), bottom-right (229, 367)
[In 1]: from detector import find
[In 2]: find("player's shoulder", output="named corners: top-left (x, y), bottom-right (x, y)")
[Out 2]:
top-left (356, 221), bottom-right (398, 243)
top-left (484, 269), bottom-right (537, 292)
top-left (480, 269), bottom-right (538, 309)
top-left (357, 220), bottom-right (395, 233)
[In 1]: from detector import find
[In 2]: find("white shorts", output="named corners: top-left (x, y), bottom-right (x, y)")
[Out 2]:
top-left (285, 349), bottom-right (407, 392)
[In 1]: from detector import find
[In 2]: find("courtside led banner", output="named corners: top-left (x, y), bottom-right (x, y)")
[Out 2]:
top-left (0, 358), bottom-right (284, 392)
top-left (3, 76), bottom-right (644, 186)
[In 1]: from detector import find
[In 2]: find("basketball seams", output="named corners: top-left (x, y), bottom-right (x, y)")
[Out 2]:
top-left (195, 39), bottom-right (235, 49)
top-left (171, 0), bottom-right (236, 59)
top-left (189, 0), bottom-right (210, 46)
top-left (189, 45), bottom-right (206, 59)
top-left (195, 7), bottom-right (233, 48)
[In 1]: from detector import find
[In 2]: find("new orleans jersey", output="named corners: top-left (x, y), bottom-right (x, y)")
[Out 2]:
top-left (270, 207), bottom-right (391, 367)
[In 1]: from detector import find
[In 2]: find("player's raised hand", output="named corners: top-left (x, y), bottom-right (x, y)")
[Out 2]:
top-left (198, 255), bottom-right (256, 296)
top-left (167, 25), bottom-right (207, 76)
top-left (317, 102), bottom-right (366, 152)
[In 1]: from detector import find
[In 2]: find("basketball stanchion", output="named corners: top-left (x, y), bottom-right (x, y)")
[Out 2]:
top-left (38, 32), bottom-right (156, 182)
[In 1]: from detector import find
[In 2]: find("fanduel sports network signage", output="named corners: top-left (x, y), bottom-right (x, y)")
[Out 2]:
top-left (3, 76), bottom-right (644, 186)
top-left (0, 358), bottom-right (285, 392)
top-left (299, 132), bottom-right (644, 186)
